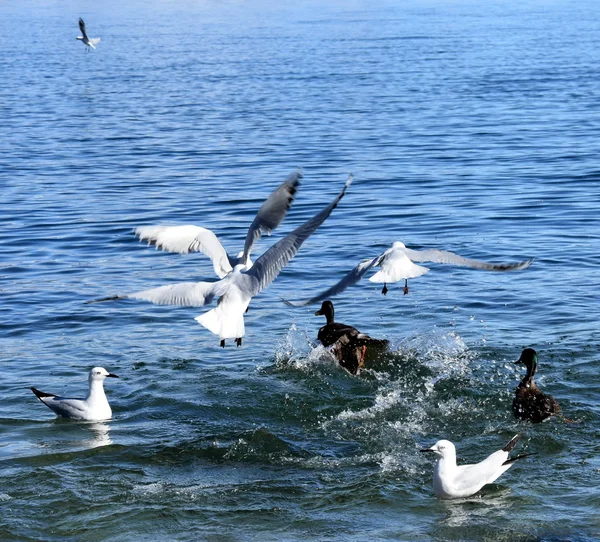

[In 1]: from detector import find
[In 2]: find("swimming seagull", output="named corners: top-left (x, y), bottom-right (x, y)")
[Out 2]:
top-left (135, 171), bottom-right (301, 278)
top-left (89, 176), bottom-right (352, 347)
top-left (513, 348), bottom-right (561, 423)
top-left (284, 241), bottom-right (533, 304)
top-left (31, 367), bottom-right (119, 421)
top-left (420, 434), bottom-right (533, 499)
top-left (77, 18), bottom-right (101, 51)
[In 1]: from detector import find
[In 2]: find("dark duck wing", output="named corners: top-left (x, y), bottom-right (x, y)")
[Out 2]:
top-left (317, 322), bottom-right (359, 347)
top-left (513, 381), bottom-right (560, 423)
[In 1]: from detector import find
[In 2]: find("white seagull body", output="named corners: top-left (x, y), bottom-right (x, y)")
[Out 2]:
top-left (285, 240), bottom-right (533, 304)
top-left (31, 367), bottom-right (119, 421)
top-left (77, 18), bottom-right (101, 50)
top-left (90, 176), bottom-right (352, 346)
top-left (135, 171), bottom-right (301, 278)
top-left (420, 434), bottom-right (531, 499)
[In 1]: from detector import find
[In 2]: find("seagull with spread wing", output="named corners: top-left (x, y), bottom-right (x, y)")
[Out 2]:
top-left (77, 18), bottom-right (101, 51)
top-left (89, 176), bottom-right (352, 347)
top-left (135, 171), bottom-right (301, 278)
top-left (285, 240), bottom-right (533, 305)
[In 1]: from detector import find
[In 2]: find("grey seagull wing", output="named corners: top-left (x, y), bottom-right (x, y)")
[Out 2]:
top-left (284, 254), bottom-right (380, 306)
top-left (401, 247), bottom-right (533, 271)
top-left (78, 18), bottom-right (88, 40)
top-left (242, 170), bottom-right (302, 264)
top-left (246, 175), bottom-right (352, 296)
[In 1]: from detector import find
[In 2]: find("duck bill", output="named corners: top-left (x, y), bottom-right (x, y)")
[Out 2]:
top-left (107, 373), bottom-right (119, 378)
top-left (314, 309), bottom-right (323, 316)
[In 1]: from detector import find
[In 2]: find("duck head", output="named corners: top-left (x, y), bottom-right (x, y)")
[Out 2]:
top-left (515, 348), bottom-right (538, 379)
top-left (315, 300), bottom-right (335, 324)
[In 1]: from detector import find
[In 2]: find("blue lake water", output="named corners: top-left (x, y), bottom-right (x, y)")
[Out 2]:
top-left (1, 0), bottom-right (599, 540)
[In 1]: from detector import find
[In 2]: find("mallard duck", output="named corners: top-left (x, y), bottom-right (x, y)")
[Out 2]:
top-left (513, 348), bottom-right (560, 423)
top-left (314, 300), bottom-right (388, 374)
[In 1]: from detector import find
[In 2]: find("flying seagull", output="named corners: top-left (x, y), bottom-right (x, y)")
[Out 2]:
top-left (31, 367), bottom-right (119, 421)
top-left (135, 171), bottom-right (301, 278)
top-left (89, 176), bottom-right (352, 347)
top-left (77, 18), bottom-right (101, 51)
top-left (420, 434), bottom-right (534, 499)
top-left (285, 241), bottom-right (533, 304)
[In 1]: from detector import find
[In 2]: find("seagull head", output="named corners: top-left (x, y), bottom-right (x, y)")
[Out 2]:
top-left (420, 439), bottom-right (456, 459)
top-left (515, 348), bottom-right (538, 377)
top-left (89, 367), bottom-right (119, 382)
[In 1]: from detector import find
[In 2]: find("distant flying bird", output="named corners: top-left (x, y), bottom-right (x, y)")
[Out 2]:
top-left (420, 434), bottom-right (533, 499)
top-left (135, 171), bottom-right (301, 278)
top-left (89, 176), bottom-right (352, 347)
top-left (31, 367), bottom-right (119, 421)
top-left (285, 241), bottom-right (533, 304)
top-left (77, 18), bottom-right (101, 51)
top-left (513, 348), bottom-right (561, 423)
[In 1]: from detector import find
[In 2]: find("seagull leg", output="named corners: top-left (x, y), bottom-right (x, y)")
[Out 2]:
top-left (382, 283), bottom-right (388, 296)
top-left (220, 339), bottom-right (225, 348)
top-left (236, 337), bottom-right (242, 347)
top-left (403, 279), bottom-right (409, 295)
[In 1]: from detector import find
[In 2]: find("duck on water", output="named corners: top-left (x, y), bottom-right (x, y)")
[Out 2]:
top-left (513, 348), bottom-right (561, 423)
top-left (314, 300), bottom-right (388, 374)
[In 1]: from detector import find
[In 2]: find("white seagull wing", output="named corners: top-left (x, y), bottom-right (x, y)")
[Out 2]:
top-left (135, 225), bottom-right (233, 278)
top-left (401, 247), bottom-right (533, 272)
top-left (247, 175), bottom-right (352, 296)
top-left (89, 280), bottom-right (228, 307)
top-left (242, 170), bottom-right (301, 264)
top-left (89, 38), bottom-right (101, 45)
top-left (284, 255), bottom-right (379, 306)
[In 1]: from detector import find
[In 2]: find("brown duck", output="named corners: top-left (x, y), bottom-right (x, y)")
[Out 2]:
top-left (314, 300), bottom-right (388, 374)
top-left (513, 348), bottom-right (560, 423)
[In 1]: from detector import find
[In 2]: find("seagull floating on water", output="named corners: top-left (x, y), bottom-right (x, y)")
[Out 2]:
top-left (76, 18), bottom-right (101, 51)
top-left (135, 171), bottom-right (301, 278)
top-left (314, 300), bottom-right (388, 374)
top-left (89, 176), bottom-right (352, 347)
top-left (420, 434), bottom-right (533, 499)
top-left (513, 348), bottom-right (561, 423)
top-left (31, 367), bottom-right (118, 421)
top-left (285, 241), bottom-right (533, 304)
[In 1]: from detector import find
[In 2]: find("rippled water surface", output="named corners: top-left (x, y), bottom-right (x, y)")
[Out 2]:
top-left (2, 0), bottom-right (600, 540)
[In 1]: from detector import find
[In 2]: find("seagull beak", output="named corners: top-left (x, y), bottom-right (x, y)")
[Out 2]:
top-left (107, 373), bottom-right (119, 378)
top-left (419, 448), bottom-right (435, 453)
